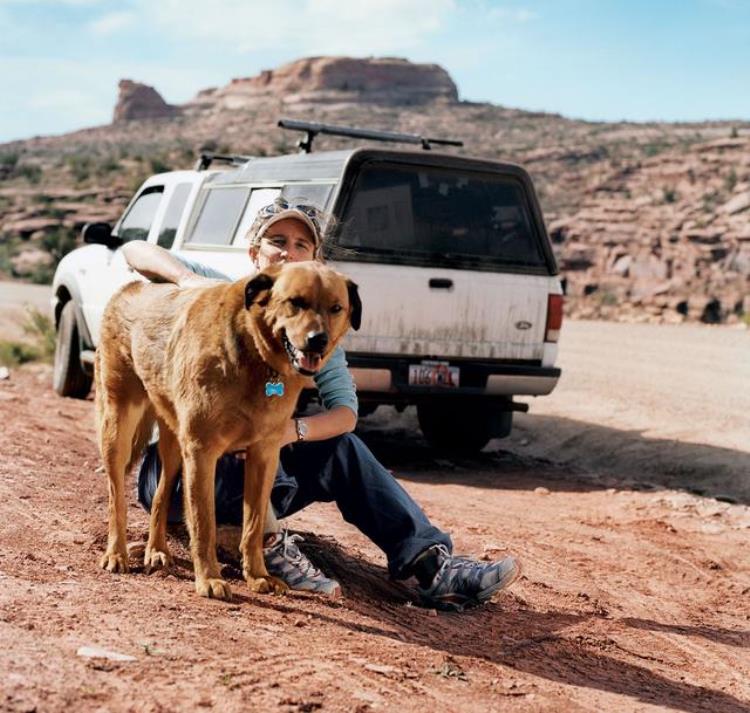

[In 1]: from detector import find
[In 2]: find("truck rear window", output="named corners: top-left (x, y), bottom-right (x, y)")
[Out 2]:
top-left (333, 162), bottom-right (548, 272)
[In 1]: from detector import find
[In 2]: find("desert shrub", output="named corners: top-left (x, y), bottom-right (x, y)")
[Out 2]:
top-left (16, 164), bottom-right (42, 184)
top-left (0, 152), bottom-right (19, 170)
top-left (644, 141), bottom-right (669, 157)
top-left (149, 156), bottom-right (171, 174)
top-left (662, 188), bottom-right (679, 204)
top-left (730, 126), bottom-right (739, 139)
top-left (23, 307), bottom-right (56, 360)
top-left (67, 155), bottom-right (92, 183)
top-left (96, 156), bottom-right (121, 176)
top-left (0, 340), bottom-right (39, 366)
top-left (724, 168), bottom-right (738, 193)
top-left (41, 227), bottom-right (77, 263)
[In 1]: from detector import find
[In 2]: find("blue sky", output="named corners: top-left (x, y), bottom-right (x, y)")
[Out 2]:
top-left (1, 0), bottom-right (749, 143)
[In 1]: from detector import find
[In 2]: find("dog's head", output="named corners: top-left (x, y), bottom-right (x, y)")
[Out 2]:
top-left (244, 262), bottom-right (361, 377)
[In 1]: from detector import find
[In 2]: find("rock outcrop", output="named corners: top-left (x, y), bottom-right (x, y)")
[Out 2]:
top-left (113, 80), bottom-right (178, 123)
top-left (550, 137), bottom-right (750, 323)
top-left (188, 56), bottom-right (458, 112)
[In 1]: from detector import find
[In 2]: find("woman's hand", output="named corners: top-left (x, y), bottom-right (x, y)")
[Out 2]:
top-left (280, 407), bottom-right (357, 449)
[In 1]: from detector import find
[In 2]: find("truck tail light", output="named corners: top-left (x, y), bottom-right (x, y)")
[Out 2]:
top-left (545, 294), bottom-right (563, 342)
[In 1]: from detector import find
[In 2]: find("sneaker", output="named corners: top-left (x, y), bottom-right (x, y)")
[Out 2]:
top-left (263, 530), bottom-right (341, 597)
top-left (416, 545), bottom-right (521, 612)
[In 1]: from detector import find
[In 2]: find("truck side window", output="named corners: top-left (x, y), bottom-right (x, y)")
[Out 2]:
top-left (281, 183), bottom-right (334, 210)
top-left (231, 188), bottom-right (281, 246)
top-left (157, 183), bottom-right (192, 249)
top-left (187, 187), bottom-right (249, 245)
top-left (118, 186), bottom-right (164, 243)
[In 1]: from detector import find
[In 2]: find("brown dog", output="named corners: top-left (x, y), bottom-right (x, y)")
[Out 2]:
top-left (95, 261), bottom-right (361, 599)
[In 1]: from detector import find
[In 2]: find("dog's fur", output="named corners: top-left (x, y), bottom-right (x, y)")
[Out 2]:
top-left (95, 261), bottom-right (361, 600)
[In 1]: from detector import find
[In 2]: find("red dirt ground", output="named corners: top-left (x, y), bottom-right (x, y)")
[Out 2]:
top-left (1, 366), bottom-right (749, 712)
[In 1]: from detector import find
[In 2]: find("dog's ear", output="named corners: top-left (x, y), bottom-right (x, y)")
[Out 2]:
top-left (244, 273), bottom-right (275, 309)
top-left (346, 280), bottom-right (362, 331)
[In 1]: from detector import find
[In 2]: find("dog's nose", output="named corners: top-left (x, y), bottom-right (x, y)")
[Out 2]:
top-left (305, 330), bottom-right (329, 354)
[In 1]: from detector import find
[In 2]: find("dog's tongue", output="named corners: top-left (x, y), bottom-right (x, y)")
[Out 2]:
top-left (299, 353), bottom-right (322, 373)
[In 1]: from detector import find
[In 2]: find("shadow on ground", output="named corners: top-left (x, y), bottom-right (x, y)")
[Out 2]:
top-left (261, 533), bottom-right (750, 713)
top-left (355, 408), bottom-right (750, 504)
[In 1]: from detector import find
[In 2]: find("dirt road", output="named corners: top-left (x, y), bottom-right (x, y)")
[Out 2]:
top-left (1, 321), bottom-right (749, 712)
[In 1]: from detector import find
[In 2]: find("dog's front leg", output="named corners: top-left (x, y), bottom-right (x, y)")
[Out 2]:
top-left (241, 441), bottom-right (288, 595)
top-left (182, 446), bottom-right (232, 600)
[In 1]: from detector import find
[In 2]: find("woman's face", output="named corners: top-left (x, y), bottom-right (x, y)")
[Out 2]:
top-left (250, 218), bottom-right (317, 270)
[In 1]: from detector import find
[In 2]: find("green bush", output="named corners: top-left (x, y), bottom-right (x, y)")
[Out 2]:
top-left (0, 152), bottom-right (19, 170)
top-left (41, 228), bottom-right (77, 263)
top-left (149, 157), bottom-right (171, 174)
top-left (0, 340), bottom-right (40, 367)
top-left (16, 164), bottom-right (42, 184)
top-left (23, 307), bottom-right (56, 360)
top-left (67, 155), bottom-right (92, 183)
top-left (663, 188), bottom-right (678, 204)
top-left (724, 168), bottom-right (738, 193)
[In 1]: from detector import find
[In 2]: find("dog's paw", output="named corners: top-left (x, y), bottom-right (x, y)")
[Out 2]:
top-left (144, 547), bottom-right (172, 574)
top-left (195, 577), bottom-right (232, 601)
top-left (99, 550), bottom-right (129, 574)
top-left (246, 575), bottom-right (289, 595)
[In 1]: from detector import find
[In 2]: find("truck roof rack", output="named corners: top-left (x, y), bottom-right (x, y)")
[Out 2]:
top-left (194, 152), bottom-right (255, 171)
top-left (277, 118), bottom-right (463, 154)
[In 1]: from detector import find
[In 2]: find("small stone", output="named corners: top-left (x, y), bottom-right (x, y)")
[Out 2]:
top-left (0, 367), bottom-right (10, 380)
top-left (534, 486), bottom-right (550, 495)
top-left (77, 645), bottom-right (136, 662)
top-left (426, 608), bottom-right (438, 617)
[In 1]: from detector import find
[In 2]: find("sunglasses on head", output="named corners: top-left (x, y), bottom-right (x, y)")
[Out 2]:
top-left (259, 198), bottom-right (321, 225)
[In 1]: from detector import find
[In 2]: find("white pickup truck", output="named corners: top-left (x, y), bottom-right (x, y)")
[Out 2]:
top-left (52, 126), bottom-right (563, 452)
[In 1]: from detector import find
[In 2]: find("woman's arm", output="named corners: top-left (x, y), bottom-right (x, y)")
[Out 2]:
top-left (122, 242), bottom-right (214, 287)
top-left (279, 406), bottom-right (357, 447)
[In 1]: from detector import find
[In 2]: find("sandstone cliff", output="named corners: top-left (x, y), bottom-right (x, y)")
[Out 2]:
top-left (113, 80), bottom-right (179, 122)
top-left (187, 56), bottom-right (458, 111)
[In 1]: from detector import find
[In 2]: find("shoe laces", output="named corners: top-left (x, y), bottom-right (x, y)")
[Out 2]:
top-left (429, 544), bottom-right (481, 585)
top-left (278, 530), bottom-right (322, 577)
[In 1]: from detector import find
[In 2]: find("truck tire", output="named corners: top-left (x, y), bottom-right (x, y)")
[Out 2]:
top-left (417, 400), bottom-right (512, 454)
top-left (53, 301), bottom-right (92, 399)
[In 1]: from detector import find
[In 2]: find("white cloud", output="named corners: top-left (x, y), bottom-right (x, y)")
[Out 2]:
top-left (88, 10), bottom-right (135, 35)
top-left (487, 6), bottom-right (538, 22)
top-left (137, 0), bottom-right (456, 55)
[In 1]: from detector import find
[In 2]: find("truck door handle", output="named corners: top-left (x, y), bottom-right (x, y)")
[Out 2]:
top-left (429, 278), bottom-right (453, 289)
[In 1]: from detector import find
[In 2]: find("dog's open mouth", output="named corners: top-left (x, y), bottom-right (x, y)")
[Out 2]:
top-left (282, 331), bottom-right (323, 376)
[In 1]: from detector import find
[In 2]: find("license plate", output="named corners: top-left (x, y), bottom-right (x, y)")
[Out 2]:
top-left (408, 361), bottom-right (460, 388)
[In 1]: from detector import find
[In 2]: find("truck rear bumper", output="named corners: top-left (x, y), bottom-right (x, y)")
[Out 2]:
top-left (347, 354), bottom-right (560, 401)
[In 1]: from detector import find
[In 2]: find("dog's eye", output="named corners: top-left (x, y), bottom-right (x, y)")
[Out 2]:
top-left (289, 297), bottom-right (309, 310)
top-left (330, 304), bottom-right (343, 315)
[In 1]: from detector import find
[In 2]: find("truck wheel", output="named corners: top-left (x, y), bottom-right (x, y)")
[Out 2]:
top-left (417, 401), bottom-right (512, 454)
top-left (53, 301), bottom-right (92, 399)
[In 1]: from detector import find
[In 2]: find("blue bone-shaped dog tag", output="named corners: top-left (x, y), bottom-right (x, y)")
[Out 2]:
top-left (265, 381), bottom-right (284, 397)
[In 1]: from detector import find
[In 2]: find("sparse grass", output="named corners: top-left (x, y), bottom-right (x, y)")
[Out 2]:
top-left (149, 156), bottom-right (171, 174)
top-left (724, 168), bottom-right (738, 193)
top-left (0, 306), bottom-right (55, 367)
top-left (0, 340), bottom-right (40, 367)
top-left (67, 155), bottom-right (92, 184)
top-left (23, 307), bottom-right (56, 360)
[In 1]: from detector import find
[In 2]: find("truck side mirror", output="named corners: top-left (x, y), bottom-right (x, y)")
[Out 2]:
top-left (81, 222), bottom-right (122, 249)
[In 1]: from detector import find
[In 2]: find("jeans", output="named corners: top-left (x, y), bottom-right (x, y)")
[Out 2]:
top-left (137, 433), bottom-right (452, 579)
